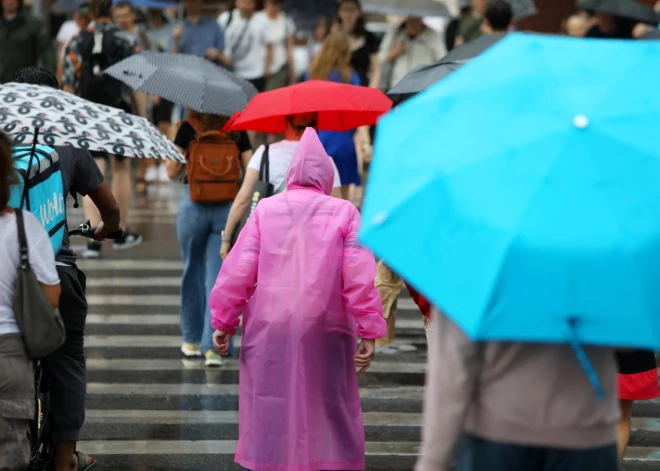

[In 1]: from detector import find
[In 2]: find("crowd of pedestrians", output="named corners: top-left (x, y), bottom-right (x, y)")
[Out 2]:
top-left (1, 0), bottom-right (660, 470)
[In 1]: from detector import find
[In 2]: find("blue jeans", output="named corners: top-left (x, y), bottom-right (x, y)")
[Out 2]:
top-left (177, 186), bottom-right (234, 355)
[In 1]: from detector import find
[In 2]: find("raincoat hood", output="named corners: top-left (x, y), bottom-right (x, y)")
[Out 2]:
top-left (286, 127), bottom-right (334, 195)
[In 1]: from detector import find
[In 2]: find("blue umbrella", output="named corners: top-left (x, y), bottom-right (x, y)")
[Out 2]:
top-left (360, 34), bottom-right (660, 393)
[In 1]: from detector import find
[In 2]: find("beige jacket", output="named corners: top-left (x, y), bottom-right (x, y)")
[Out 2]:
top-left (416, 310), bottom-right (619, 471)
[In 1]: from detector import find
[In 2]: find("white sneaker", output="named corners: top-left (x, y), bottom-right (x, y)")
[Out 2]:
top-left (157, 164), bottom-right (170, 183)
top-left (205, 351), bottom-right (223, 367)
top-left (181, 343), bottom-right (202, 357)
top-left (145, 166), bottom-right (158, 183)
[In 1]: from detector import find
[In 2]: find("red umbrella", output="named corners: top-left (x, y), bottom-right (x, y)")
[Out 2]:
top-left (230, 80), bottom-right (392, 133)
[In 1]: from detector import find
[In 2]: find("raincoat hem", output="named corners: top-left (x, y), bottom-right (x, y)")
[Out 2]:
top-left (211, 318), bottom-right (237, 335)
top-left (236, 453), bottom-right (366, 471)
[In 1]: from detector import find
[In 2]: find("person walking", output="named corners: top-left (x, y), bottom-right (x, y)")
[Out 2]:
top-left (379, 16), bottom-right (447, 92)
top-left (454, 0), bottom-right (487, 46)
top-left (307, 31), bottom-right (362, 200)
top-left (335, 0), bottom-right (380, 88)
top-left (0, 0), bottom-right (54, 83)
top-left (171, 0), bottom-right (227, 64)
top-left (11, 66), bottom-right (122, 471)
top-left (0, 131), bottom-right (61, 471)
top-left (218, 0), bottom-right (268, 92)
top-left (219, 112), bottom-right (342, 260)
top-left (62, 0), bottom-right (144, 258)
top-left (258, 0), bottom-right (296, 90)
top-left (168, 111), bottom-right (253, 367)
top-left (416, 309), bottom-right (620, 471)
top-left (209, 127), bottom-right (386, 471)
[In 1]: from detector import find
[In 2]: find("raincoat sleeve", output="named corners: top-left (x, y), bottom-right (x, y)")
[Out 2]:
top-left (209, 211), bottom-right (261, 335)
top-left (342, 206), bottom-right (386, 340)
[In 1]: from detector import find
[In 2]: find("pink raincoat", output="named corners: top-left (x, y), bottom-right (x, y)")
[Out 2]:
top-left (209, 128), bottom-right (386, 471)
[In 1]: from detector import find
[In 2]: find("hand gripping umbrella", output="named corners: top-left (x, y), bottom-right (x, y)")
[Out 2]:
top-left (104, 52), bottom-right (258, 117)
top-left (0, 83), bottom-right (184, 161)
top-left (361, 34), bottom-right (660, 397)
top-left (230, 80), bottom-right (392, 133)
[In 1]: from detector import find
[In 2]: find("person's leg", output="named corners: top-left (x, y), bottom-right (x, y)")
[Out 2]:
top-left (136, 159), bottom-right (150, 194)
top-left (48, 266), bottom-right (95, 471)
top-left (110, 156), bottom-right (131, 229)
top-left (82, 155), bottom-right (107, 258)
top-left (177, 188), bottom-right (209, 355)
top-left (618, 399), bottom-right (634, 463)
top-left (202, 203), bottom-right (232, 363)
top-left (543, 443), bottom-right (618, 471)
top-left (424, 316), bottom-right (434, 349)
top-left (340, 185), bottom-right (351, 201)
top-left (455, 433), bottom-right (539, 471)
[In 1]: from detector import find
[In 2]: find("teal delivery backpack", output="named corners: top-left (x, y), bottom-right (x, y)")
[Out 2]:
top-left (9, 145), bottom-right (66, 253)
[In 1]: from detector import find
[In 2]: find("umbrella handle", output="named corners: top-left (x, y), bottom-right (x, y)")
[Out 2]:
top-left (568, 318), bottom-right (605, 401)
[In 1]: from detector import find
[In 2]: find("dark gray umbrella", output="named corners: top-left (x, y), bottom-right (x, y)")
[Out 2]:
top-left (104, 52), bottom-right (258, 116)
top-left (50, 0), bottom-right (86, 13)
top-left (387, 33), bottom-right (507, 104)
top-left (361, 0), bottom-right (459, 17)
top-left (643, 30), bottom-right (660, 39)
top-left (388, 61), bottom-right (465, 105)
top-left (576, 0), bottom-right (659, 25)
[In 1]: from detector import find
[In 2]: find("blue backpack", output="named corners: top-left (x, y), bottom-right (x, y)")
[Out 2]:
top-left (9, 145), bottom-right (66, 253)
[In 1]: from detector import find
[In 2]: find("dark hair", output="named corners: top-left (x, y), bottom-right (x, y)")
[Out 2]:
top-left (486, 0), bottom-right (513, 31)
top-left (89, 0), bottom-right (112, 18)
top-left (12, 67), bottom-right (59, 89)
top-left (113, 0), bottom-right (133, 10)
top-left (0, 132), bottom-right (17, 209)
top-left (336, 0), bottom-right (367, 37)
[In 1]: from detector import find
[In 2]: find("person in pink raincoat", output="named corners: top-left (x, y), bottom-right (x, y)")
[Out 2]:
top-left (209, 127), bottom-right (386, 471)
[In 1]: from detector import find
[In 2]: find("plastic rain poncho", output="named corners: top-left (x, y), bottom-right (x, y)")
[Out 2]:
top-left (209, 128), bottom-right (386, 471)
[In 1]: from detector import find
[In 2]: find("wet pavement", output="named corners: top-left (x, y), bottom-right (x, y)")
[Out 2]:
top-left (69, 182), bottom-right (659, 470)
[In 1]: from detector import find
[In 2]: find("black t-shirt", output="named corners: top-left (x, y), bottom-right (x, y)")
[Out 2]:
top-left (350, 31), bottom-right (381, 87)
top-left (55, 146), bottom-right (105, 264)
top-left (174, 121), bottom-right (252, 153)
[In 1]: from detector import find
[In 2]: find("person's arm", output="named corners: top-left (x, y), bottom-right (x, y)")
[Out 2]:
top-left (170, 24), bottom-right (183, 53)
top-left (210, 206), bottom-right (261, 334)
top-left (221, 167), bottom-right (259, 258)
top-left (367, 53), bottom-right (381, 89)
top-left (87, 181), bottom-right (121, 236)
top-left (133, 91), bottom-right (148, 118)
top-left (341, 205), bottom-right (387, 340)
top-left (264, 43), bottom-right (274, 79)
top-left (286, 32), bottom-right (296, 84)
top-left (415, 310), bottom-right (482, 471)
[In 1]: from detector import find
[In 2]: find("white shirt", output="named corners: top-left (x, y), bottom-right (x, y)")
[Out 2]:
top-left (56, 19), bottom-right (80, 45)
top-left (0, 212), bottom-right (60, 336)
top-left (248, 140), bottom-right (341, 192)
top-left (219, 9), bottom-right (267, 80)
top-left (254, 11), bottom-right (295, 75)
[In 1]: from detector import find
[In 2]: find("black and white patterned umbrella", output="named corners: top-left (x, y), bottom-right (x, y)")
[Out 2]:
top-left (104, 52), bottom-right (258, 116)
top-left (0, 83), bottom-right (184, 162)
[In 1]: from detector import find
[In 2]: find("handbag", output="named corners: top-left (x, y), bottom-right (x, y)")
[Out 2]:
top-left (12, 209), bottom-right (66, 359)
top-left (231, 145), bottom-right (275, 245)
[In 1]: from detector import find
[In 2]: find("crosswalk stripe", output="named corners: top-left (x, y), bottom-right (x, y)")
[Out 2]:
top-left (86, 277), bottom-right (182, 287)
top-left (77, 259), bottom-right (184, 270)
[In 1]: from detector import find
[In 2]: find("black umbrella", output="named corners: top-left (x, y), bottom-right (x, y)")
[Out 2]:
top-left (576, 0), bottom-right (659, 26)
top-left (388, 61), bottom-right (465, 105)
top-left (443, 33), bottom-right (507, 62)
top-left (387, 34), bottom-right (506, 104)
top-left (643, 29), bottom-right (660, 39)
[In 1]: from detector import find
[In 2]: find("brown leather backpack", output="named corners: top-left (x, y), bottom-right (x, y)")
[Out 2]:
top-left (185, 118), bottom-right (241, 204)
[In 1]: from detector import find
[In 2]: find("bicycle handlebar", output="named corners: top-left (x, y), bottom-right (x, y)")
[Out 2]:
top-left (68, 221), bottom-right (124, 240)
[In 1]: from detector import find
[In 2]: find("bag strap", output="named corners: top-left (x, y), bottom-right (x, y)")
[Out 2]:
top-left (14, 209), bottom-right (30, 271)
top-left (259, 145), bottom-right (270, 183)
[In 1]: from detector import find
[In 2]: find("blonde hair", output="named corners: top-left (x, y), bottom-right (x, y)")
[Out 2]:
top-left (309, 31), bottom-right (353, 84)
top-left (187, 110), bottom-right (240, 142)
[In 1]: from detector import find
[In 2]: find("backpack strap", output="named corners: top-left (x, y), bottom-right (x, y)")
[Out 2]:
top-left (259, 145), bottom-right (270, 183)
top-left (14, 209), bottom-right (30, 270)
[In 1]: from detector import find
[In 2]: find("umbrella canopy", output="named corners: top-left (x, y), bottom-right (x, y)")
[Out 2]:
top-left (0, 83), bottom-right (184, 162)
top-left (104, 52), bottom-right (258, 116)
top-left (576, 0), bottom-right (659, 25)
top-left (360, 34), bottom-right (660, 352)
top-left (361, 0), bottom-right (459, 17)
top-left (388, 61), bottom-right (465, 105)
top-left (50, 0), bottom-right (86, 13)
top-left (643, 30), bottom-right (660, 39)
top-left (506, 0), bottom-right (537, 19)
top-left (230, 80), bottom-right (392, 133)
top-left (387, 34), bottom-right (505, 104)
